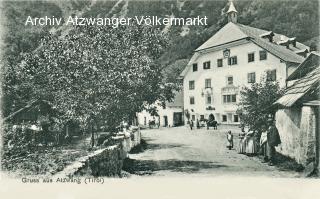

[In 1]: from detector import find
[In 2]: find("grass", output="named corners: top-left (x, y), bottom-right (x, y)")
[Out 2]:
top-left (274, 152), bottom-right (304, 172)
top-left (2, 135), bottom-right (92, 177)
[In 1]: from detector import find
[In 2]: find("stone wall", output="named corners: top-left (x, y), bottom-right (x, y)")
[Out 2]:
top-left (54, 128), bottom-right (141, 177)
top-left (275, 106), bottom-right (317, 166)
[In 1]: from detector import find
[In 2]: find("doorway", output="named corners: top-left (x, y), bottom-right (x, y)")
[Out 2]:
top-left (173, 112), bottom-right (183, 126)
top-left (163, 116), bottom-right (168, 127)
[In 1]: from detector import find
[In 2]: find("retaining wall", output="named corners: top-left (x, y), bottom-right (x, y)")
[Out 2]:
top-left (54, 128), bottom-right (141, 177)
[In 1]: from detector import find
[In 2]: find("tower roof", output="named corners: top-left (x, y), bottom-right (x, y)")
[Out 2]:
top-left (227, 1), bottom-right (238, 13)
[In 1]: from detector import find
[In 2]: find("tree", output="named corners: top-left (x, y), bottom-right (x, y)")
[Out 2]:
top-left (237, 77), bottom-right (284, 131)
top-left (19, 23), bottom-right (173, 146)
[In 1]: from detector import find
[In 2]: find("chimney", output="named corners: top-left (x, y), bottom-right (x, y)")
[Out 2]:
top-left (278, 36), bottom-right (289, 49)
top-left (295, 49), bottom-right (309, 58)
top-left (289, 37), bottom-right (297, 48)
top-left (260, 31), bottom-right (275, 42)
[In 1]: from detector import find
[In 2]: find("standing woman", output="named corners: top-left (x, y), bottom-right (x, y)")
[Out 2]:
top-left (238, 128), bottom-right (246, 154)
top-left (260, 125), bottom-right (268, 162)
top-left (246, 130), bottom-right (258, 156)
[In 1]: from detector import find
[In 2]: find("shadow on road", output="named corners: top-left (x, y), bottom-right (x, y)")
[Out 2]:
top-left (123, 158), bottom-right (228, 175)
top-left (129, 139), bottom-right (185, 154)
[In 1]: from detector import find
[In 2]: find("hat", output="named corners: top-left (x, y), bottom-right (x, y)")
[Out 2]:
top-left (267, 115), bottom-right (274, 122)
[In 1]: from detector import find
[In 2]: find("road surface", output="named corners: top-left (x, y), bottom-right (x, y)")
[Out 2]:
top-left (124, 125), bottom-right (299, 177)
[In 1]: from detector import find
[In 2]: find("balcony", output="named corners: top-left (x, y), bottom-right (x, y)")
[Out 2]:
top-left (221, 84), bottom-right (239, 94)
top-left (201, 87), bottom-right (213, 97)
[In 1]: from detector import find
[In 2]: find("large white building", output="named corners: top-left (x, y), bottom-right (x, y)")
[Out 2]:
top-left (180, 1), bottom-right (309, 125)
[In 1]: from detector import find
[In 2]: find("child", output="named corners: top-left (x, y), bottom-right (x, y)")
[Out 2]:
top-left (226, 130), bottom-right (233, 150)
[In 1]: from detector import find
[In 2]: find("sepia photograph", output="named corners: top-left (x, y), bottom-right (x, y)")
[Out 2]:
top-left (0, 0), bottom-right (319, 198)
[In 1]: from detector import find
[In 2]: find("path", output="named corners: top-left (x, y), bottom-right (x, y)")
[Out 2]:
top-left (124, 126), bottom-right (300, 177)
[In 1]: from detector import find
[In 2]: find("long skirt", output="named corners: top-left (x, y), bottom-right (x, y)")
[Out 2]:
top-left (246, 137), bottom-right (257, 155)
top-left (238, 138), bottom-right (246, 154)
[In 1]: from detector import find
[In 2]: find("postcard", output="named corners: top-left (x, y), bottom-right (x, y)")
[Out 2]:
top-left (1, 0), bottom-right (319, 198)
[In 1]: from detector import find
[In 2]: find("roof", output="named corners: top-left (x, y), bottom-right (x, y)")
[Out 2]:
top-left (3, 99), bottom-right (51, 122)
top-left (237, 23), bottom-right (307, 63)
top-left (287, 52), bottom-right (320, 81)
top-left (195, 22), bottom-right (248, 51)
top-left (303, 100), bottom-right (320, 106)
top-left (227, 1), bottom-right (238, 13)
top-left (166, 90), bottom-right (183, 107)
top-left (274, 66), bottom-right (320, 107)
top-left (195, 22), bottom-right (308, 64)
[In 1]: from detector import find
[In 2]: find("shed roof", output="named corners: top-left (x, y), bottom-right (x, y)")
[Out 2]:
top-left (287, 52), bottom-right (320, 81)
top-left (274, 67), bottom-right (320, 107)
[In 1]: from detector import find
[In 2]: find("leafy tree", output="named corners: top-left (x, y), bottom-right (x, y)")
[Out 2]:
top-left (161, 59), bottom-right (188, 85)
top-left (1, 1), bottom-right (63, 117)
top-left (237, 77), bottom-right (284, 131)
top-left (19, 23), bottom-right (173, 146)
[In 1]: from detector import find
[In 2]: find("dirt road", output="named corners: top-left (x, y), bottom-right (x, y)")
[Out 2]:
top-left (124, 126), bottom-right (299, 177)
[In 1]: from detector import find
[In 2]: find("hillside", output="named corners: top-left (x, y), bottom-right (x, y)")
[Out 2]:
top-left (2, 0), bottom-right (319, 82)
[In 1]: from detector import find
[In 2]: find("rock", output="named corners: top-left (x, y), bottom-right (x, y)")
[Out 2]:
top-left (303, 162), bottom-right (315, 177)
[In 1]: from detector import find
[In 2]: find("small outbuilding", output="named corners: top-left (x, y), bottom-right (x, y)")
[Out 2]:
top-left (273, 52), bottom-right (320, 174)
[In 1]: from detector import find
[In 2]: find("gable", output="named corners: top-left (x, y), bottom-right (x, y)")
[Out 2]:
top-left (196, 22), bottom-right (248, 51)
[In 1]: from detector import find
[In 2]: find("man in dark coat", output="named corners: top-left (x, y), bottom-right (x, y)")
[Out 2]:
top-left (267, 117), bottom-right (281, 166)
top-left (189, 120), bottom-right (194, 130)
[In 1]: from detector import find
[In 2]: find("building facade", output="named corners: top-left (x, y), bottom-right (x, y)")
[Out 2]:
top-left (180, 1), bottom-right (309, 125)
top-left (137, 91), bottom-right (184, 128)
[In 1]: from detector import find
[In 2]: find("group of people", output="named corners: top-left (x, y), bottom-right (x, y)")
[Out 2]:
top-left (226, 116), bottom-right (281, 166)
top-left (188, 118), bottom-right (218, 130)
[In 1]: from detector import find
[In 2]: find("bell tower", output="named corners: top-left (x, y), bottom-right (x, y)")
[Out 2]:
top-left (227, 0), bottom-right (238, 23)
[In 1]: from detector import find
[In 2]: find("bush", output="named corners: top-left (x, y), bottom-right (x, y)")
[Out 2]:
top-left (237, 78), bottom-right (284, 131)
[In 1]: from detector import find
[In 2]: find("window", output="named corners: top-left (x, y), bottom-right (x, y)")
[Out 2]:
top-left (203, 61), bottom-right (211, 69)
top-left (205, 78), bottom-right (211, 88)
top-left (192, 115), bottom-right (195, 121)
top-left (189, 80), bottom-right (195, 90)
top-left (259, 50), bottom-right (267, 60)
top-left (234, 115), bottom-right (239, 122)
top-left (267, 69), bottom-right (276, 81)
top-left (217, 59), bottom-right (223, 67)
top-left (190, 96), bottom-right (195, 105)
top-left (223, 94), bottom-right (237, 103)
top-left (247, 72), bottom-right (256, 83)
top-left (200, 115), bottom-right (205, 121)
top-left (222, 115), bottom-right (227, 122)
top-left (228, 56), bottom-right (237, 65)
top-left (231, 94), bottom-right (236, 102)
top-left (206, 96), bottom-right (212, 104)
top-left (227, 76), bottom-right (233, 85)
top-left (192, 63), bottom-right (198, 72)
top-left (248, 53), bottom-right (255, 62)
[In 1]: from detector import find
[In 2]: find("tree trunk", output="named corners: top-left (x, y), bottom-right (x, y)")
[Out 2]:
top-left (90, 120), bottom-right (94, 148)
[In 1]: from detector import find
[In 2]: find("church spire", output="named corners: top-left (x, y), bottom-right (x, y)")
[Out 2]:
top-left (227, 0), bottom-right (238, 23)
